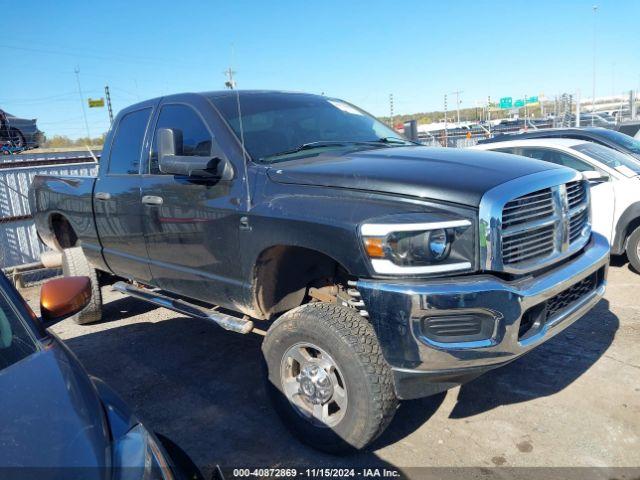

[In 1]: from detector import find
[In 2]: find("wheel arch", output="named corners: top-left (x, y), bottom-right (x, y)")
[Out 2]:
top-left (48, 213), bottom-right (79, 251)
top-left (251, 244), bottom-right (352, 320)
top-left (612, 202), bottom-right (640, 255)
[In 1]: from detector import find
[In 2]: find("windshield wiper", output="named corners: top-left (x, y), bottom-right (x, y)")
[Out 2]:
top-left (375, 136), bottom-right (421, 145)
top-left (260, 141), bottom-right (386, 161)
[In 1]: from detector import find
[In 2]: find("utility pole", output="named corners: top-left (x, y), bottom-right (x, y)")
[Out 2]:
top-left (224, 67), bottom-right (236, 89)
top-left (389, 94), bottom-right (394, 129)
top-left (74, 67), bottom-right (92, 140)
top-left (104, 85), bottom-right (114, 124)
top-left (487, 96), bottom-right (491, 135)
top-left (444, 94), bottom-right (448, 146)
top-left (592, 4), bottom-right (598, 125)
top-left (448, 90), bottom-right (463, 124)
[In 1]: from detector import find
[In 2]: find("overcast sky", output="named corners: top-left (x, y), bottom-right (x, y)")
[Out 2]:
top-left (2, 0), bottom-right (639, 138)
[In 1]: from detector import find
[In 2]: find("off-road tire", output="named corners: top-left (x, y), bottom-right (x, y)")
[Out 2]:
top-left (626, 226), bottom-right (640, 273)
top-left (8, 128), bottom-right (25, 148)
top-left (62, 247), bottom-right (102, 324)
top-left (262, 303), bottom-right (398, 454)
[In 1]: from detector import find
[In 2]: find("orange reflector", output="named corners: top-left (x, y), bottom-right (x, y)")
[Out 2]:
top-left (364, 237), bottom-right (385, 258)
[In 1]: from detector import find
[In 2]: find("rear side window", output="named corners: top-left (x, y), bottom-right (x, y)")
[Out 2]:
top-left (150, 104), bottom-right (212, 174)
top-left (108, 108), bottom-right (152, 175)
top-left (518, 147), bottom-right (593, 172)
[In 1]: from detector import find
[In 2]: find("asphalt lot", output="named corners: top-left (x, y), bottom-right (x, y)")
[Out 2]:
top-left (24, 260), bottom-right (640, 475)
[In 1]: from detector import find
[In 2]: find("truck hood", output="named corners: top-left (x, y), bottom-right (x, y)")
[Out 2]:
top-left (266, 146), bottom-right (562, 207)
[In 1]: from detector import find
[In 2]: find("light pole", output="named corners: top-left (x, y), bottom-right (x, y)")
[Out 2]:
top-left (591, 5), bottom-right (598, 126)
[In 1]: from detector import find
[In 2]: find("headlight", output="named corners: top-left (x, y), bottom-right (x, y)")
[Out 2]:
top-left (361, 218), bottom-right (474, 275)
top-left (113, 424), bottom-right (174, 480)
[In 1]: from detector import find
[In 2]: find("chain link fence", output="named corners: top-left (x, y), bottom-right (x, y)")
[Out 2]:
top-left (416, 120), bottom-right (554, 148)
top-left (0, 151), bottom-right (99, 286)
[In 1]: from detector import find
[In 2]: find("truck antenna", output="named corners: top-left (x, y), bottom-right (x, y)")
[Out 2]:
top-left (234, 79), bottom-right (252, 210)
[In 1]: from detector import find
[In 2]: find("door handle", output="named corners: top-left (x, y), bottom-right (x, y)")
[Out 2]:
top-left (142, 195), bottom-right (164, 206)
top-left (95, 192), bottom-right (111, 201)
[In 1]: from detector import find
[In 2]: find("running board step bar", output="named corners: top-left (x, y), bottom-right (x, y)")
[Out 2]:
top-left (112, 281), bottom-right (254, 334)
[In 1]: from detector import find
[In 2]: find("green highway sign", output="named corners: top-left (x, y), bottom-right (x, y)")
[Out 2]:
top-left (526, 96), bottom-right (539, 104)
top-left (88, 98), bottom-right (105, 108)
top-left (514, 99), bottom-right (525, 107)
top-left (499, 97), bottom-right (512, 109)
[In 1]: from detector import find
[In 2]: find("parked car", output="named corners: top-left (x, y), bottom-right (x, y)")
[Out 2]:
top-left (0, 272), bottom-right (192, 478)
top-left (0, 109), bottom-right (44, 150)
top-left (30, 91), bottom-right (609, 452)
top-left (578, 113), bottom-right (616, 128)
top-left (479, 126), bottom-right (640, 161)
top-left (472, 137), bottom-right (640, 270)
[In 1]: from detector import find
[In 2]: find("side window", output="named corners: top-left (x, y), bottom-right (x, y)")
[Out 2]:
top-left (553, 152), bottom-right (593, 172)
top-left (0, 291), bottom-right (37, 371)
top-left (108, 108), bottom-right (152, 175)
top-left (150, 104), bottom-right (213, 174)
top-left (519, 148), bottom-right (593, 172)
top-left (493, 147), bottom-right (519, 155)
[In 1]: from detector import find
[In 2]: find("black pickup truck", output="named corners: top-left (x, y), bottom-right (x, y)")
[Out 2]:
top-left (30, 91), bottom-right (610, 452)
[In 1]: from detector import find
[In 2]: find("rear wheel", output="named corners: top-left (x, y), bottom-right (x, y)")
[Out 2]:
top-left (625, 226), bottom-right (640, 273)
top-left (262, 303), bottom-right (398, 453)
top-left (8, 128), bottom-right (25, 148)
top-left (62, 247), bottom-right (103, 324)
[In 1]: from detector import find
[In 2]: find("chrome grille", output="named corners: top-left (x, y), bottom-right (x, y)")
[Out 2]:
top-left (502, 188), bottom-right (554, 229)
top-left (497, 179), bottom-right (591, 271)
top-left (569, 208), bottom-right (589, 243)
top-left (566, 181), bottom-right (586, 209)
top-left (502, 224), bottom-right (555, 264)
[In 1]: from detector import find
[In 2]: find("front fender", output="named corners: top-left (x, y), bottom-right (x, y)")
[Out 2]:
top-left (612, 201), bottom-right (640, 254)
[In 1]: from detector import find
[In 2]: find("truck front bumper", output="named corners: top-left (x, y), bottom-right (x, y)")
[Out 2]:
top-left (356, 232), bottom-right (610, 400)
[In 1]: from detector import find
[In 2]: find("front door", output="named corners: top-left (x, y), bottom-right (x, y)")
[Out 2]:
top-left (93, 105), bottom-right (154, 283)
top-left (140, 98), bottom-right (244, 308)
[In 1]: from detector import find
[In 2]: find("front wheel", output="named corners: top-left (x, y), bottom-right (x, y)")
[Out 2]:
top-left (625, 226), bottom-right (640, 273)
top-left (8, 128), bottom-right (25, 149)
top-left (262, 303), bottom-right (398, 453)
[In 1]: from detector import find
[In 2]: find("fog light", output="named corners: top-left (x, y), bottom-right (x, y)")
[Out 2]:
top-left (420, 313), bottom-right (496, 344)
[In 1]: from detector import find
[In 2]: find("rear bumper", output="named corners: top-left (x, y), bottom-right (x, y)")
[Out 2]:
top-left (356, 232), bottom-right (610, 399)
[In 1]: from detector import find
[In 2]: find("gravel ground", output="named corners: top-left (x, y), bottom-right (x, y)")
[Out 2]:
top-left (22, 261), bottom-right (640, 476)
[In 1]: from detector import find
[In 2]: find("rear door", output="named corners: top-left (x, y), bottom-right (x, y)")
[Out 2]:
top-left (515, 146), bottom-right (616, 242)
top-left (94, 103), bottom-right (155, 282)
top-left (140, 96), bottom-right (244, 307)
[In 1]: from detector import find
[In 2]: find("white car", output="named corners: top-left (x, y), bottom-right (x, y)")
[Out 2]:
top-left (471, 138), bottom-right (640, 270)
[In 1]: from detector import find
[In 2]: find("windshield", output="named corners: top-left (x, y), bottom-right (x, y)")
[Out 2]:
top-left (0, 288), bottom-right (37, 372)
top-left (572, 142), bottom-right (640, 175)
top-left (208, 92), bottom-right (409, 163)
top-left (589, 128), bottom-right (640, 155)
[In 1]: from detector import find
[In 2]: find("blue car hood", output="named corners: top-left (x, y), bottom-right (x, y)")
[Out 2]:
top-left (0, 343), bottom-right (110, 477)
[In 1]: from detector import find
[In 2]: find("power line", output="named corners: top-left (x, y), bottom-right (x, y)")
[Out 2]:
top-left (74, 67), bottom-right (92, 139)
top-left (0, 43), bottom-right (204, 69)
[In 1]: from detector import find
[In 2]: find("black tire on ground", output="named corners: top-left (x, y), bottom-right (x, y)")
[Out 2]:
top-left (262, 303), bottom-right (398, 454)
top-left (8, 128), bottom-right (25, 148)
top-left (625, 226), bottom-right (640, 273)
top-left (61, 247), bottom-right (103, 324)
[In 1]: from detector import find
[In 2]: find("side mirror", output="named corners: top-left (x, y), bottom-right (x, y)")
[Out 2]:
top-left (157, 128), bottom-right (234, 180)
top-left (582, 170), bottom-right (610, 184)
top-left (40, 276), bottom-right (91, 327)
